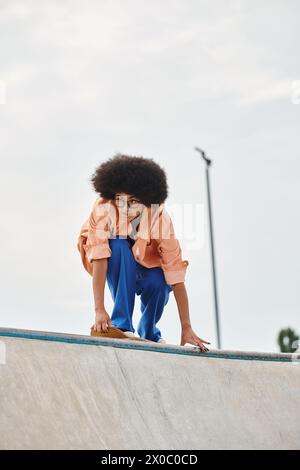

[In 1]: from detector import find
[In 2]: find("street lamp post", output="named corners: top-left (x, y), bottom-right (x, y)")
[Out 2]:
top-left (194, 146), bottom-right (221, 349)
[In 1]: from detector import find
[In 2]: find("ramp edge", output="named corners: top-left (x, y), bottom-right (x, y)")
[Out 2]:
top-left (0, 327), bottom-right (299, 363)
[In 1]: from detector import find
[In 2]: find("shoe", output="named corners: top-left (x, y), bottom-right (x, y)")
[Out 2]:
top-left (121, 330), bottom-right (151, 343)
top-left (123, 330), bottom-right (137, 339)
top-left (157, 337), bottom-right (167, 344)
top-left (90, 326), bottom-right (148, 342)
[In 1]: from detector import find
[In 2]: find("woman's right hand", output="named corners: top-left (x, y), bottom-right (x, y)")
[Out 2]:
top-left (91, 307), bottom-right (112, 333)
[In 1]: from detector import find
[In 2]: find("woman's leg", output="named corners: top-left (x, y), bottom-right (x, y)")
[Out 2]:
top-left (106, 236), bottom-right (137, 332)
top-left (136, 264), bottom-right (173, 342)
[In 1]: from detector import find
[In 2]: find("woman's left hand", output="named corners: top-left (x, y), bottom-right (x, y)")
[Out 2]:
top-left (180, 326), bottom-right (210, 352)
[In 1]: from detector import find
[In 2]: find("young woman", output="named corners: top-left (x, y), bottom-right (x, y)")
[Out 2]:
top-left (77, 153), bottom-right (210, 352)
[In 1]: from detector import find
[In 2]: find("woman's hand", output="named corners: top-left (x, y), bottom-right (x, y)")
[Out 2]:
top-left (91, 307), bottom-right (112, 333)
top-left (181, 326), bottom-right (210, 352)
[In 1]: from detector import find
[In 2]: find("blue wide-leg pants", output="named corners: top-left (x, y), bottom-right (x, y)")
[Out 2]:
top-left (106, 235), bottom-right (173, 342)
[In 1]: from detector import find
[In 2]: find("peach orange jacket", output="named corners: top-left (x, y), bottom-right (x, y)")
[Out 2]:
top-left (77, 197), bottom-right (189, 285)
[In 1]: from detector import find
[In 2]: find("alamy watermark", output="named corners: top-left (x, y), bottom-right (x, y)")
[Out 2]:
top-left (92, 198), bottom-right (206, 250)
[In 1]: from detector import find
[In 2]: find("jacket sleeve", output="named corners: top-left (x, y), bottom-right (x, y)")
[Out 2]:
top-left (157, 208), bottom-right (189, 286)
top-left (77, 199), bottom-right (112, 275)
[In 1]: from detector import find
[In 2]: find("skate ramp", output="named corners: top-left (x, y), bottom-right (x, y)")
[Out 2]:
top-left (0, 328), bottom-right (299, 450)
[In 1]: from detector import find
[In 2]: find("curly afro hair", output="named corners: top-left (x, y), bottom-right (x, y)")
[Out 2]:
top-left (90, 153), bottom-right (168, 206)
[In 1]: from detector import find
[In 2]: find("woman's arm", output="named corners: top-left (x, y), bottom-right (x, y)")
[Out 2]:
top-left (172, 282), bottom-right (210, 351)
top-left (91, 258), bottom-right (112, 333)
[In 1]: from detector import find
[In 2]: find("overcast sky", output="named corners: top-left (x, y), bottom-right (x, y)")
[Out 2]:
top-left (0, 0), bottom-right (299, 351)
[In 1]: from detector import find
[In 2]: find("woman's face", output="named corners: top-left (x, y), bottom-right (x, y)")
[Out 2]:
top-left (114, 192), bottom-right (144, 219)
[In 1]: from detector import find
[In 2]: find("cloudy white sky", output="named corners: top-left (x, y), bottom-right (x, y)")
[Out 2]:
top-left (0, 0), bottom-right (299, 351)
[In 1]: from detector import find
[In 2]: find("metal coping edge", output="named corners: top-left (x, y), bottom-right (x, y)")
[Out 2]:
top-left (0, 330), bottom-right (299, 363)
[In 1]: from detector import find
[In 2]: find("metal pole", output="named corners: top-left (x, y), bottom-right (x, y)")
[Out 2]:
top-left (194, 147), bottom-right (221, 349)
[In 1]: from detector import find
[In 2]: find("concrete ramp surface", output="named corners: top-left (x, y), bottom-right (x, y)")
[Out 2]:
top-left (0, 328), bottom-right (299, 450)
